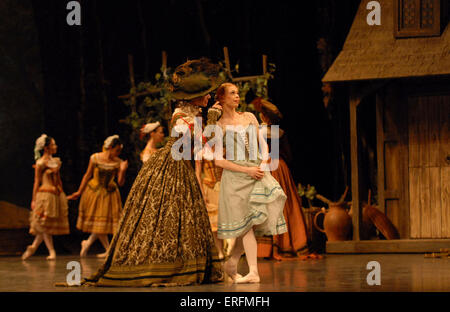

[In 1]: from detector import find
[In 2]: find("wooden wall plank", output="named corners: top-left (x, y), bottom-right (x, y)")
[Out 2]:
top-left (399, 94), bottom-right (410, 239)
top-left (350, 88), bottom-right (361, 241)
top-left (383, 84), bottom-right (410, 238)
top-left (441, 97), bottom-right (450, 238)
top-left (441, 167), bottom-right (450, 238)
top-left (430, 167), bottom-right (442, 238)
top-left (440, 97), bottom-right (450, 168)
top-left (409, 167), bottom-right (421, 238)
top-left (408, 96), bottom-right (420, 168)
top-left (386, 199), bottom-right (401, 235)
top-left (428, 98), bottom-right (441, 167)
top-left (376, 93), bottom-right (385, 213)
top-left (385, 142), bottom-right (400, 195)
top-left (418, 97), bottom-right (429, 168)
top-left (420, 167), bottom-right (431, 238)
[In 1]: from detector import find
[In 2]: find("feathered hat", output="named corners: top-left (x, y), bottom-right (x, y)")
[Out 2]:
top-left (168, 58), bottom-right (225, 100)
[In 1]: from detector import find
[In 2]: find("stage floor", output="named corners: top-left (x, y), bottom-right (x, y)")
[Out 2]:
top-left (0, 254), bottom-right (449, 292)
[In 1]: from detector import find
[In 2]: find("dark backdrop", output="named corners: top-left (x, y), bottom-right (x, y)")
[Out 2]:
top-left (1, 0), bottom-right (360, 209)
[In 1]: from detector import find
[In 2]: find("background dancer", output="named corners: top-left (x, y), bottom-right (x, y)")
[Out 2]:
top-left (68, 135), bottom-right (128, 258)
top-left (22, 134), bottom-right (69, 260)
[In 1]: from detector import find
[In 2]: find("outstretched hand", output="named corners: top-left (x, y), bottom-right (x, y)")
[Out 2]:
top-left (67, 191), bottom-right (81, 200)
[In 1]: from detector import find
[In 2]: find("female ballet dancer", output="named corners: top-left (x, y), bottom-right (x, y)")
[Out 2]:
top-left (22, 134), bottom-right (70, 260)
top-left (140, 121), bottom-right (165, 163)
top-left (207, 83), bottom-right (287, 283)
top-left (68, 135), bottom-right (128, 258)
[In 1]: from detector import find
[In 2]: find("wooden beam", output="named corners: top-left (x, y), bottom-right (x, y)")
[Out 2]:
top-left (231, 75), bottom-right (266, 83)
top-left (262, 54), bottom-right (267, 75)
top-left (128, 54), bottom-right (136, 89)
top-left (326, 239), bottom-right (450, 253)
top-left (162, 50), bottom-right (168, 78)
top-left (354, 81), bottom-right (387, 107)
top-left (118, 51), bottom-right (168, 100)
top-left (223, 46), bottom-right (232, 78)
top-left (118, 74), bottom-right (268, 98)
top-left (350, 85), bottom-right (361, 241)
top-left (162, 51), bottom-right (167, 71)
top-left (128, 54), bottom-right (137, 112)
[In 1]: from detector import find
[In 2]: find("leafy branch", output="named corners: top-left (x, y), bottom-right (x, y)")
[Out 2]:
top-left (120, 60), bottom-right (276, 163)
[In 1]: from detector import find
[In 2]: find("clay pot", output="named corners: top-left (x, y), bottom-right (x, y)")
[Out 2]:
top-left (314, 203), bottom-right (352, 241)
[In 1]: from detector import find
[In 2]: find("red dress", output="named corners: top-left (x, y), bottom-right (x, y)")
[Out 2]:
top-left (257, 128), bottom-right (309, 259)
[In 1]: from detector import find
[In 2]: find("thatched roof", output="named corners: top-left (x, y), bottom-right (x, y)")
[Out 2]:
top-left (323, 0), bottom-right (450, 82)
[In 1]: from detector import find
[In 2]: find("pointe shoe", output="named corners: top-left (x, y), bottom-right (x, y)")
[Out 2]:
top-left (22, 245), bottom-right (37, 260)
top-left (228, 273), bottom-right (243, 281)
top-left (234, 272), bottom-right (260, 284)
top-left (80, 240), bottom-right (89, 257)
top-left (96, 252), bottom-right (108, 258)
top-left (46, 250), bottom-right (56, 260)
top-left (273, 254), bottom-right (283, 261)
top-left (223, 259), bottom-right (242, 281)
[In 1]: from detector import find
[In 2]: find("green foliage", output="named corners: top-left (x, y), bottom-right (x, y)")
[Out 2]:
top-left (232, 62), bottom-right (276, 118)
top-left (298, 183), bottom-right (318, 208)
top-left (120, 66), bottom-right (174, 166)
top-left (120, 59), bottom-right (276, 162)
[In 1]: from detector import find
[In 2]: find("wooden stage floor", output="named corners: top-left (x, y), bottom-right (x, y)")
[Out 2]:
top-left (0, 254), bottom-right (449, 292)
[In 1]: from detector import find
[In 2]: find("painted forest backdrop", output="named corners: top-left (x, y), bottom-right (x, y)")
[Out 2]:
top-left (0, 0), bottom-right (360, 210)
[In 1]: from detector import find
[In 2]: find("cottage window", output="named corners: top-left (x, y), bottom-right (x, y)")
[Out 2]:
top-left (394, 0), bottom-right (448, 37)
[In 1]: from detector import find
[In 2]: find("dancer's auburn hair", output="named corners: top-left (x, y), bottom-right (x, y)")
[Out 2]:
top-left (215, 82), bottom-right (237, 102)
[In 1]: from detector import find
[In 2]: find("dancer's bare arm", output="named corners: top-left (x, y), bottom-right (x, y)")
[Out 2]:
top-left (67, 154), bottom-right (95, 200)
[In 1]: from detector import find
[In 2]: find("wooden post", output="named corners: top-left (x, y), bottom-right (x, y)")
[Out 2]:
top-left (119, 51), bottom-right (163, 100)
top-left (376, 91), bottom-right (385, 213)
top-left (223, 46), bottom-right (232, 78)
top-left (350, 84), bottom-right (361, 241)
top-left (162, 50), bottom-right (167, 78)
top-left (262, 54), bottom-right (267, 75)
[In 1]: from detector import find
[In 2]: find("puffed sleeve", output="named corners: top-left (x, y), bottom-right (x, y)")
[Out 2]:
top-left (207, 107), bottom-right (222, 126)
top-left (35, 158), bottom-right (45, 169)
top-left (54, 157), bottom-right (62, 169)
top-left (245, 112), bottom-right (260, 126)
top-left (170, 112), bottom-right (193, 135)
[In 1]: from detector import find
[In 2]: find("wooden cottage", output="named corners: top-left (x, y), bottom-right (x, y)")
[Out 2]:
top-left (323, 0), bottom-right (450, 253)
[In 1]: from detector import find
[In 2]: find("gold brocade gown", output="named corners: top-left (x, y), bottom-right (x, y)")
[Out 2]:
top-left (76, 154), bottom-right (122, 234)
top-left (83, 106), bottom-right (223, 287)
